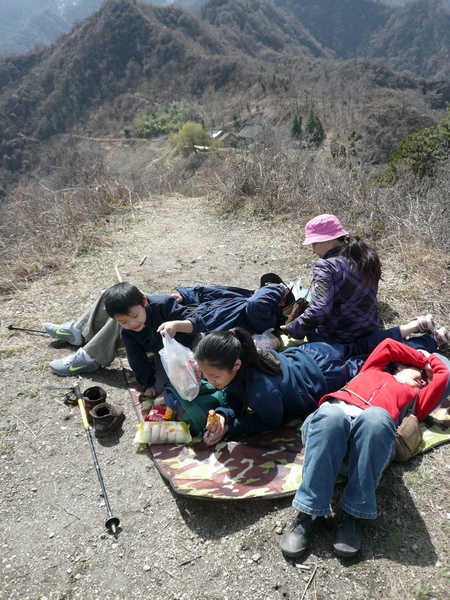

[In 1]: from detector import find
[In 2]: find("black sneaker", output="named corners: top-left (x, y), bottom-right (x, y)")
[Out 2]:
top-left (333, 511), bottom-right (362, 558)
top-left (280, 512), bottom-right (323, 559)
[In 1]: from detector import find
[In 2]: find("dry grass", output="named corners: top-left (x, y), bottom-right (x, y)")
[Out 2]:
top-left (0, 172), bottom-right (142, 294)
top-left (203, 138), bottom-right (450, 256)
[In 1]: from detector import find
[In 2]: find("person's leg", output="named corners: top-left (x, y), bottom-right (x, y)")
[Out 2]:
top-left (49, 293), bottom-right (123, 374)
top-left (339, 326), bottom-right (438, 360)
top-left (340, 407), bottom-right (396, 519)
top-left (75, 293), bottom-right (110, 342)
top-left (82, 318), bottom-right (122, 366)
top-left (280, 404), bottom-right (351, 558)
top-left (292, 404), bottom-right (351, 515)
top-left (403, 334), bottom-right (437, 352)
top-left (331, 407), bottom-right (396, 557)
top-left (297, 342), bottom-right (359, 392)
top-left (174, 286), bottom-right (253, 305)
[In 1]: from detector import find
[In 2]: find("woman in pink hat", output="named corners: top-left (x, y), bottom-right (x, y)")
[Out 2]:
top-left (282, 214), bottom-right (383, 344)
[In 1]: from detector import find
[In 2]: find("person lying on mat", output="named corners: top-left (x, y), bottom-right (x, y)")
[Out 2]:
top-left (194, 320), bottom-right (449, 446)
top-left (279, 338), bottom-right (450, 560)
top-left (43, 279), bottom-right (292, 388)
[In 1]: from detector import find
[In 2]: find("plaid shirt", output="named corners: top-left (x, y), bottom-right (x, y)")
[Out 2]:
top-left (285, 246), bottom-right (379, 343)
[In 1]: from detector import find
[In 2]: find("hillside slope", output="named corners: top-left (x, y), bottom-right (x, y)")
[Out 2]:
top-left (0, 0), bottom-right (448, 195)
top-left (0, 0), bottom-right (204, 55)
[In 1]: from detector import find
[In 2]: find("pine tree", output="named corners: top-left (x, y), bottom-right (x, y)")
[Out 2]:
top-left (291, 114), bottom-right (302, 139)
top-left (304, 109), bottom-right (325, 147)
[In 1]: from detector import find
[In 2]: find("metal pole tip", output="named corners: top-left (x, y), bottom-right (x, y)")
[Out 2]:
top-left (105, 516), bottom-right (120, 534)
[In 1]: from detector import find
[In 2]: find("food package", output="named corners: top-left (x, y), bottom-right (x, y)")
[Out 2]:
top-left (134, 420), bottom-right (192, 446)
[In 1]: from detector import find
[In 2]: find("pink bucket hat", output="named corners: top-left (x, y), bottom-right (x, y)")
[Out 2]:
top-left (303, 214), bottom-right (348, 245)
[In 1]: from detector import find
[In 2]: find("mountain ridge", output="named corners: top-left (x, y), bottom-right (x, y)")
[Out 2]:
top-left (0, 0), bottom-right (449, 193)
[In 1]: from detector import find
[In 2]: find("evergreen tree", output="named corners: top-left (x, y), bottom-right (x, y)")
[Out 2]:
top-left (388, 103), bottom-right (450, 179)
top-left (304, 109), bottom-right (325, 147)
top-left (291, 114), bottom-right (302, 139)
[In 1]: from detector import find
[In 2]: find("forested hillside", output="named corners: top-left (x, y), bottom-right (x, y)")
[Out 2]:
top-left (2, 0), bottom-right (449, 82)
top-left (1, 0), bottom-right (449, 191)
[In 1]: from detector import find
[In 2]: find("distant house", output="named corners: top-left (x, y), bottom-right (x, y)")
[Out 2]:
top-left (207, 129), bottom-right (235, 147)
top-left (236, 123), bottom-right (266, 145)
top-left (208, 129), bottom-right (223, 139)
top-left (236, 122), bottom-right (266, 140)
top-left (218, 131), bottom-right (235, 146)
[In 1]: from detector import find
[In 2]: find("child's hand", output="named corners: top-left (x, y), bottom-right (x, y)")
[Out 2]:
top-left (157, 321), bottom-right (177, 338)
top-left (142, 386), bottom-right (157, 399)
top-left (416, 349), bottom-right (431, 358)
top-left (171, 292), bottom-right (184, 304)
top-left (203, 410), bottom-right (227, 446)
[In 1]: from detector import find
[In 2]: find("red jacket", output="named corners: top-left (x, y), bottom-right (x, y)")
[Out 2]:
top-left (318, 339), bottom-right (449, 423)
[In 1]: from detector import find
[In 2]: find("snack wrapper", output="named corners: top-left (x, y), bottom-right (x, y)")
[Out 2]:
top-left (134, 420), bottom-right (192, 447)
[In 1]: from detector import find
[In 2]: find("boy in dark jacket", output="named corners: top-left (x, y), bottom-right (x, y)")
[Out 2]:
top-left (45, 280), bottom-right (289, 393)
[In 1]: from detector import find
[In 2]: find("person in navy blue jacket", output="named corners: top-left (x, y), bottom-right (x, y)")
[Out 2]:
top-left (45, 281), bottom-right (291, 393)
top-left (195, 326), bottom-right (354, 445)
top-left (194, 324), bottom-right (443, 446)
top-left (105, 282), bottom-right (205, 398)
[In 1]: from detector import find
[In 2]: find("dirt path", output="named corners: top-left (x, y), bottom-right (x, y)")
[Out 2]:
top-left (1, 196), bottom-right (449, 600)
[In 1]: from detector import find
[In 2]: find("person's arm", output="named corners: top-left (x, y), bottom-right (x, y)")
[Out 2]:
top-left (121, 330), bottom-right (156, 389)
top-left (283, 260), bottom-right (335, 339)
top-left (360, 338), bottom-right (428, 374)
top-left (157, 319), bottom-right (194, 337)
top-left (415, 353), bottom-right (450, 421)
top-left (216, 381), bottom-right (285, 436)
top-left (244, 284), bottom-right (287, 332)
top-left (160, 295), bottom-right (205, 336)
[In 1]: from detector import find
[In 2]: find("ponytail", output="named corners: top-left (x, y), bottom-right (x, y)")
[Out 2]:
top-left (338, 235), bottom-right (382, 289)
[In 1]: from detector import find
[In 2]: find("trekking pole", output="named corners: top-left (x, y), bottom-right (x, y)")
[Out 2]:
top-left (73, 383), bottom-right (120, 535)
top-left (7, 324), bottom-right (48, 335)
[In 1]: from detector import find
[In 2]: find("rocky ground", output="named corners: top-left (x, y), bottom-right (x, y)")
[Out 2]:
top-left (1, 195), bottom-right (450, 600)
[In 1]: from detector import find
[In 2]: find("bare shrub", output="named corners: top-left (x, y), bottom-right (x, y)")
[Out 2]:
top-left (0, 172), bottom-right (141, 293)
top-left (204, 140), bottom-right (318, 218)
top-left (203, 131), bottom-right (450, 252)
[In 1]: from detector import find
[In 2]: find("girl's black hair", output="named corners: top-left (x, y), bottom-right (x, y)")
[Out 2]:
top-left (103, 282), bottom-right (146, 318)
top-left (194, 327), bottom-right (281, 414)
top-left (337, 235), bottom-right (382, 289)
top-left (385, 361), bottom-right (429, 384)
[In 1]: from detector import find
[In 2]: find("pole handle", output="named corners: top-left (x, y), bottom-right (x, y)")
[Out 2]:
top-left (73, 383), bottom-right (90, 429)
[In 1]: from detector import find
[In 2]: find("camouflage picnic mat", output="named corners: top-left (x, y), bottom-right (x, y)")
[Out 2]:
top-left (117, 349), bottom-right (450, 499)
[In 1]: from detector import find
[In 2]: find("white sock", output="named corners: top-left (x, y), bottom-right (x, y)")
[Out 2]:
top-left (79, 349), bottom-right (96, 363)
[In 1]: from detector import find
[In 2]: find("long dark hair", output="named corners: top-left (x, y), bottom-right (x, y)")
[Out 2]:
top-left (194, 327), bottom-right (281, 413)
top-left (336, 235), bottom-right (382, 289)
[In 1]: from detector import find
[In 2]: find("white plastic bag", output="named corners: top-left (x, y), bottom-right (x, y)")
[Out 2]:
top-left (159, 334), bottom-right (200, 401)
top-left (252, 329), bottom-right (279, 351)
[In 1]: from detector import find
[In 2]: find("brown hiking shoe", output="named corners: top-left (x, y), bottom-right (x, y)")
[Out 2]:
top-left (83, 386), bottom-right (107, 424)
top-left (90, 402), bottom-right (125, 438)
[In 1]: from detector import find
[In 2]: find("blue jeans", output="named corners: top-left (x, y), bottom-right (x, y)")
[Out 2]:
top-left (292, 404), bottom-right (396, 519)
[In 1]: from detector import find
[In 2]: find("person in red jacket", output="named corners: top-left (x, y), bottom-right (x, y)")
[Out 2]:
top-left (280, 338), bottom-right (450, 560)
